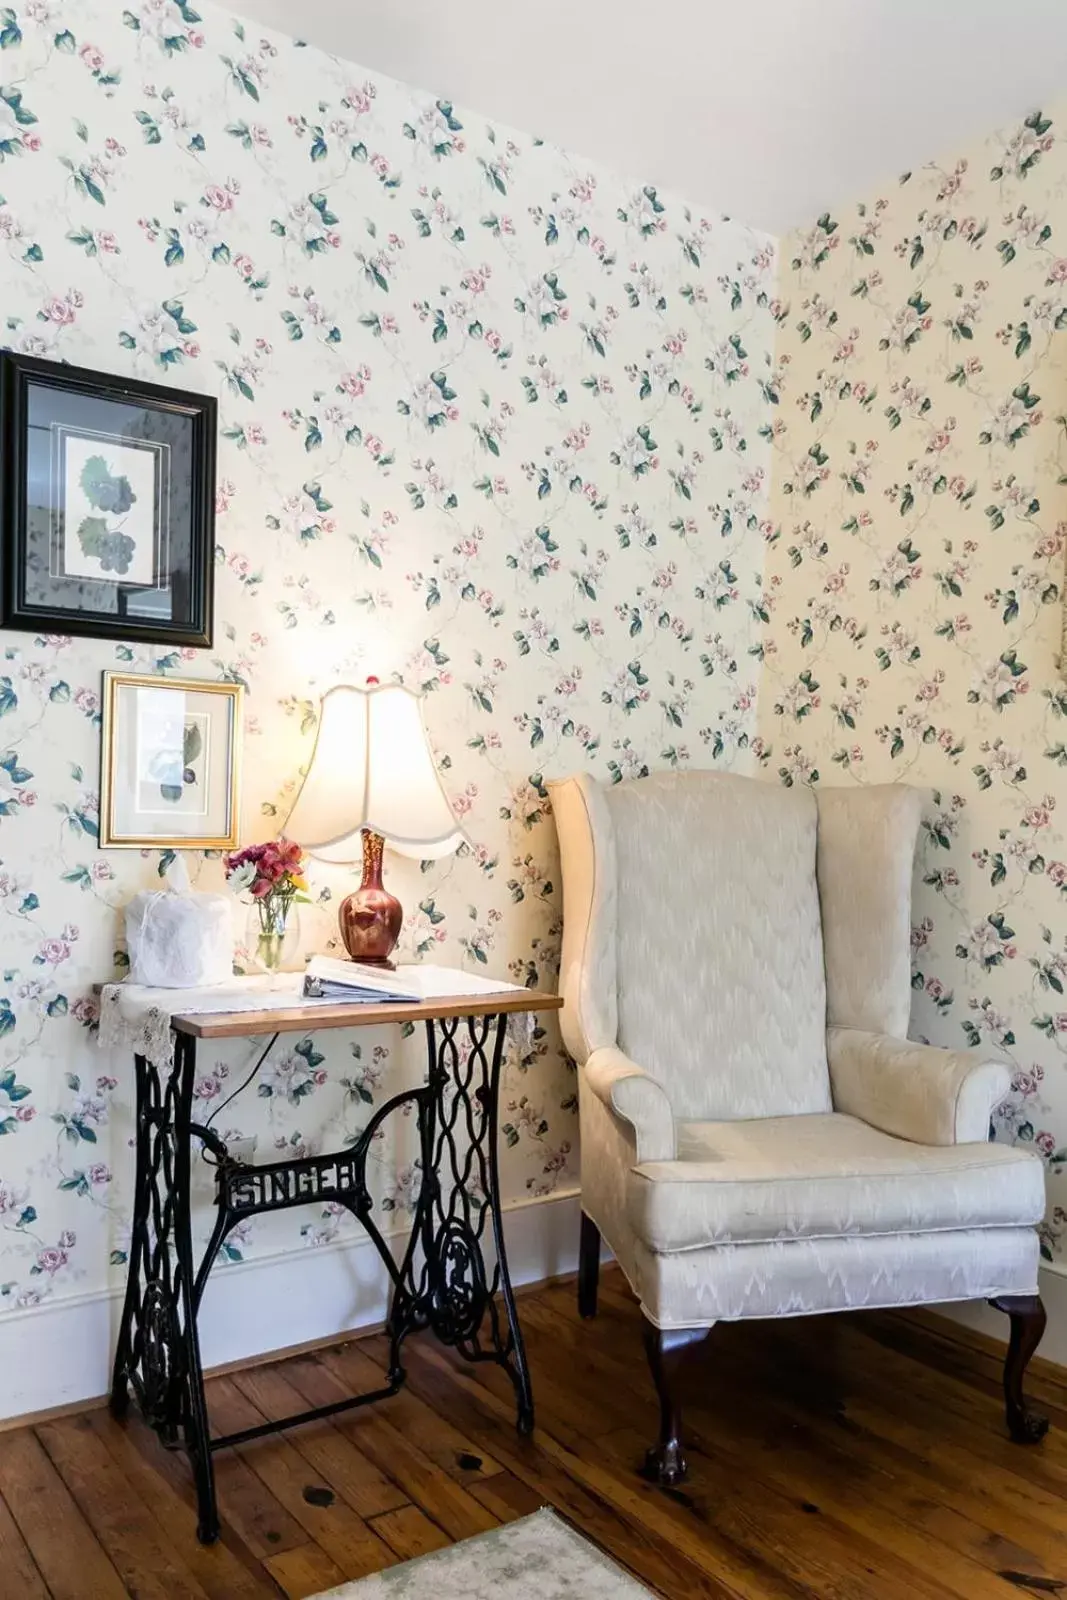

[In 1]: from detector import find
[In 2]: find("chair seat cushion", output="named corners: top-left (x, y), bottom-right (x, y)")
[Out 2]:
top-left (630, 1112), bottom-right (1046, 1252)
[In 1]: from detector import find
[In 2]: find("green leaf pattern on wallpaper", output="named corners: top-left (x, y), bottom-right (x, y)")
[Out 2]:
top-left (763, 109), bottom-right (1067, 1260)
top-left (0, 0), bottom-right (776, 1309)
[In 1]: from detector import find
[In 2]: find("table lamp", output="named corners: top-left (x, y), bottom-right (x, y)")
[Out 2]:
top-left (284, 680), bottom-right (463, 966)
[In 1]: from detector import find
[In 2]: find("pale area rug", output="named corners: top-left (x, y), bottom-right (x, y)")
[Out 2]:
top-left (312, 1508), bottom-right (657, 1598)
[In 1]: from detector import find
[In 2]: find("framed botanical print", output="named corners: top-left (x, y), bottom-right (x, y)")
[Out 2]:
top-left (100, 672), bottom-right (242, 849)
top-left (0, 352), bottom-right (216, 646)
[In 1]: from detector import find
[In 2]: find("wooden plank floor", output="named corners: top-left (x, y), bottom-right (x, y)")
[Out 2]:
top-left (3, 1266), bottom-right (1067, 1599)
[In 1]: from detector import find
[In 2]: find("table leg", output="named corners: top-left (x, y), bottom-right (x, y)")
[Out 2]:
top-left (110, 1052), bottom-right (150, 1419)
top-left (402, 1011), bottom-right (534, 1432)
top-left (172, 1033), bottom-right (218, 1544)
top-left (485, 1013), bottom-right (534, 1433)
top-left (108, 1033), bottom-right (218, 1544)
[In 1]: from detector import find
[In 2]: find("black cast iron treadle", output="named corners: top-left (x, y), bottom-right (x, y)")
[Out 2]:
top-left (108, 1011), bottom-right (534, 1544)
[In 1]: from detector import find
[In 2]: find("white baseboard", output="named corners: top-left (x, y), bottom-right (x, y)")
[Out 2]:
top-left (933, 1260), bottom-right (1067, 1366)
top-left (0, 1187), bottom-right (581, 1422)
top-left (5, 1196), bottom-right (1063, 1423)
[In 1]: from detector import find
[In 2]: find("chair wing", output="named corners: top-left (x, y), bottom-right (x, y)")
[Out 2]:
top-left (548, 773), bottom-right (618, 1064)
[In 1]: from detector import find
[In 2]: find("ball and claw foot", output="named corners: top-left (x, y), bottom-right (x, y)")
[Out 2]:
top-left (642, 1440), bottom-right (687, 1487)
top-left (1007, 1403), bottom-right (1049, 1445)
top-left (989, 1293), bottom-right (1050, 1447)
top-left (641, 1317), bottom-right (708, 1491)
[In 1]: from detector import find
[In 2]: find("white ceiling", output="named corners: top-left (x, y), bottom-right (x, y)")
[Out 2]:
top-left (221, 0), bottom-right (1067, 235)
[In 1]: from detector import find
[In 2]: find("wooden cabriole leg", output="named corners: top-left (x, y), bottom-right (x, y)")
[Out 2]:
top-left (988, 1294), bottom-right (1050, 1443)
top-left (641, 1316), bottom-right (710, 1486)
top-left (578, 1211), bottom-right (601, 1319)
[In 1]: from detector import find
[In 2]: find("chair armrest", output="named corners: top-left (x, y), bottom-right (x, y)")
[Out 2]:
top-left (827, 1026), bottom-right (1011, 1146)
top-left (583, 1046), bottom-right (676, 1163)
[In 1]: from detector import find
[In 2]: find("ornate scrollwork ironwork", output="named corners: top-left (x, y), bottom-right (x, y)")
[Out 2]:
top-left (134, 1280), bottom-right (181, 1432)
top-left (388, 1012), bottom-right (534, 1428)
top-left (430, 1218), bottom-right (487, 1343)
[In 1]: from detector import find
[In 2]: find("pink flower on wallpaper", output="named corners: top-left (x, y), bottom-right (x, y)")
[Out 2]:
top-left (42, 296), bottom-right (77, 325)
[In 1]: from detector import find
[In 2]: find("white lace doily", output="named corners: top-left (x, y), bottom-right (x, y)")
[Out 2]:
top-left (98, 984), bottom-right (177, 1070)
top-left (97, 975), bottom-right (318, 1070)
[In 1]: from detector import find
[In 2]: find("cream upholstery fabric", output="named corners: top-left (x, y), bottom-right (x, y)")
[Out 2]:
top-left (603, 771), bottom-right (832, 1120)
top-left (630, 1112), bottom-right (1044, 1251)
top-left (816, 784), bottom-right (922, 1036)
top-left (633, 1227), bottom-right (1041, 1328)
top-left (577, 1073), bottom-right (641, 1286)
top-left (552, 769), bottom-right (1047, 1328)
top-left (548, 774), bottom-right (618, 1063)
top-left (584, 1046), bottom-right (675, 1164)
top-left (828, 1027), bottom-right (1010, 1146)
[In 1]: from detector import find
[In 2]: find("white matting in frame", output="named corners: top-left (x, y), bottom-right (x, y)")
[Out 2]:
top-left (102, 674), bottom-right (241, 849)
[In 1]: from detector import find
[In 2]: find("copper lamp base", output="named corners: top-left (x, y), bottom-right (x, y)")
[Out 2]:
top-left (338, 829), bottom-right (402, 967)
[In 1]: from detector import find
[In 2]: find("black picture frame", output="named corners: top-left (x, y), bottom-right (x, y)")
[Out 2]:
top-left (0, 351), bottom-right (217, 647)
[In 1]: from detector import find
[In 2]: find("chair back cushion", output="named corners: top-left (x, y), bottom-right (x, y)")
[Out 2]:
top-left (603, 771), bottom-right (832, 1121)
top-left (815, 785), bottom-right (922, 1036)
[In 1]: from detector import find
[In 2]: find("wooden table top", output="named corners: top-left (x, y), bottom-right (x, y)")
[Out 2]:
top-left (168, 987), bottom-right (563, 1039)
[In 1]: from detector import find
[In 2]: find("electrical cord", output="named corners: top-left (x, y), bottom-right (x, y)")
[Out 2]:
top-left (203, 1030), bottom-right (280, 1132)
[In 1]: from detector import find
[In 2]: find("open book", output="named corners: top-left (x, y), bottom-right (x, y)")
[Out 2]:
top-left (302, 955), bottom-right (421, 1004)
top-left (302, 955), bottom-right (526, 1005)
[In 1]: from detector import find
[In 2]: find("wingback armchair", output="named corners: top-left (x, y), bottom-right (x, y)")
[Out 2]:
top-left (549, 770), bottom-right (1048, 1483)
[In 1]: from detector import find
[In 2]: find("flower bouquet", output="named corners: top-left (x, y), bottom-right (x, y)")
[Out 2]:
top-left (223, 838), bottom-right (310, 976)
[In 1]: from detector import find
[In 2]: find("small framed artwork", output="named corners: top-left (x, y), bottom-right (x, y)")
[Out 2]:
top-left (0, 351), bottom-right (216, 646)
top-left (100, 672), bottom-right (242, 849)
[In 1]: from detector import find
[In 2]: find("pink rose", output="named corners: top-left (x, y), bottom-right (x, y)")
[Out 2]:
top-left (38, 938), bottom-right (71, 965)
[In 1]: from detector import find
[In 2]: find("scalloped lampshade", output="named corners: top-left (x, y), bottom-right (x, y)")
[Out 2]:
top-left (284, 682), bottom-right (463, 964)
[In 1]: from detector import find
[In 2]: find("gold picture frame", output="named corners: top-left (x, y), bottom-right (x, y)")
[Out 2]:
top-left (99, 671), bottom-right (242, 849)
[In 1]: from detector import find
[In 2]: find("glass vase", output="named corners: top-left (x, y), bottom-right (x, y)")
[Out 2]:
top-left (245, 898), bottom-right (300, 982)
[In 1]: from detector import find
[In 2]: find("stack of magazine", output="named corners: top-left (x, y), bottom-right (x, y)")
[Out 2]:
top-left (302, 955), bottom-right (421, 1004)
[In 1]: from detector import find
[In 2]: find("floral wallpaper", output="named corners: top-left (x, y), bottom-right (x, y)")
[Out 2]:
top-left (0, 0), bottom-right (776, 1318)
top-left (762, 102), bottom-right (1067, 1262)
